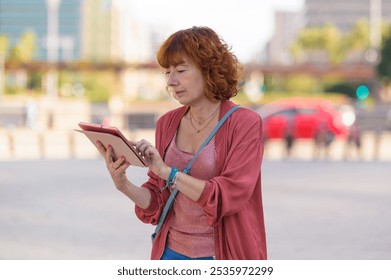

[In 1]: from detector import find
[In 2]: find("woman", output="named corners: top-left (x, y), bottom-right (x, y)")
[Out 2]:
top-left (97, 26), bottom-right (267, 260)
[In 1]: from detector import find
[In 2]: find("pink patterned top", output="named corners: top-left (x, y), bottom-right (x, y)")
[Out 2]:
top-left (164, 132), bottom-right (216, 258)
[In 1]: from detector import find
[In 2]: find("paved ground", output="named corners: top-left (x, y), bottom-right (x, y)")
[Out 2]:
top-left (0, 159), bottom-right (390, 260)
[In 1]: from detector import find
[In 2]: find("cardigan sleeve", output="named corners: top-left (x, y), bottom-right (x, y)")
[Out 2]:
top-left (196, 111), bottom-right (264, 227)
top-left (134, 170), bottom-right (166, 225)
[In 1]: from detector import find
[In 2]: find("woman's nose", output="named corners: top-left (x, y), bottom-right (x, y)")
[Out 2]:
top-left (167, 72), bottom-right (178, 87)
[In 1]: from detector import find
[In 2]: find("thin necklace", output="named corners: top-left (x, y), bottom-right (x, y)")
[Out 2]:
top-left (189, 104), bottom-right (220, 125)
top-left (189, 105), bottom-right (220, 133)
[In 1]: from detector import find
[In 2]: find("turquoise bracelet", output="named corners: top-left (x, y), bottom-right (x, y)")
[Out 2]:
top-left (161, 167), bottom-right (180, 191)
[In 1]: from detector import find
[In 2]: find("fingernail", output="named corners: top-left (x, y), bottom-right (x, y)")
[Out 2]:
top-left (96, 141), bottom-right (101, 146)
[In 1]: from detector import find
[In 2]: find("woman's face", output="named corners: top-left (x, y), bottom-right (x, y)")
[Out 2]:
top-left (165, 57), bottom-right (206, 106)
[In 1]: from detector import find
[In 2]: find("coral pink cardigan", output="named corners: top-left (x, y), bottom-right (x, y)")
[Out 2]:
top-left (135, 100), bottom-right (267, 260)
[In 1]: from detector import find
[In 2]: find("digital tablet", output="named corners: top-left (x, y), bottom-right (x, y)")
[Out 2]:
top-left (75, 122), bottom-right (147, 167)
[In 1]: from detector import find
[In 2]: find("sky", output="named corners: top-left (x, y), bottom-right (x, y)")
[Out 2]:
top-left (128, 0), bottom-right (305, 63)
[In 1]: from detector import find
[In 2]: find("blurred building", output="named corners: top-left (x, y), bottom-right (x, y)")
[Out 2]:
top-left (0, 0), bottom-right (155, 63)
top-left (111, 0), bottom-right (154, 63)
top-left (0, 0), bottom-right (82, 61)
top-left (305, 0), bottom-right (391, 33)
top-left (264, 10), bottom-right (305, 65)
top-left (81, 0), bottom-right (154, 63)
top-left (265, 0), bottom-right (391, 65)
top-left (81, 0), bottom-right (112, 62)
top-left (0, 0), bottom-right (162, 105)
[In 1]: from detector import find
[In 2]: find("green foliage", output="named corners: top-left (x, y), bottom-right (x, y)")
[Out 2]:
top-left (27, 72), bottom-right (42, 90)
top-left (291, 24), bottom-right (343, 63)
top-left (80, 72), bottom-right (115, 103)
top-left (263, 75), bottom-right (284, 92)
top-left (380, 22), bottom-right (391, 45)
top-left (263, 71), bottom-right (374, 100)
top-left (0, 35), bottom-right (9, 55)
top-left (376, 30), bottom-right (391, 84)
top-left (292, 20), bottom-right (371, 64)
top-left (324, 80), bottom-right (375, 100)
top-left (263, 74), bottom-right (318, 94)
top-left (343, 19), bottom-right (370, 50)
top-left (9, 30), bottom-right (37, 62)
top-left (259, 91), bottom-right (347, 105)
top-left (324, 82), bottom-right (358, 98)
top-left (1, 31), bottom-right (37, 61)
top-left (55, 71), bottom-right (117, 102)
top-left (284, 74), bottom-right (318, 93)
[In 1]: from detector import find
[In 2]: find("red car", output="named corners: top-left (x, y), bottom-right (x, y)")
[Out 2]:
top-left (257, 97), bottom-right (351, 142)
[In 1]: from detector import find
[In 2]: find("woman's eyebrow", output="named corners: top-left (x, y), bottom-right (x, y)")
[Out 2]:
top-left (176, 63), bottom-right (189, 67)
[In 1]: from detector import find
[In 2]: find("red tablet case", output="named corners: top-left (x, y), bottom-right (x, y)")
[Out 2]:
top-left (75, 122), bottom-right (146, 167)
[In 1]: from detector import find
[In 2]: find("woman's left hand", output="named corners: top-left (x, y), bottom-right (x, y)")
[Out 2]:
top-left (131, 139), bottom-right (170, 180)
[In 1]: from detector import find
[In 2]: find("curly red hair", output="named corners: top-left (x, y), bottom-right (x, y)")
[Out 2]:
top-left (157, 26), bottom-right (242, 101)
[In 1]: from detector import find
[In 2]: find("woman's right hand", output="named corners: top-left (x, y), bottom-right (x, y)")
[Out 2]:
top-left (96, 141), bottom-right (130, 193)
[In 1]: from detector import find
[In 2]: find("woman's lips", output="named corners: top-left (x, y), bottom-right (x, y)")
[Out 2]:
top-left (175, 90), bottom-right (185, 97)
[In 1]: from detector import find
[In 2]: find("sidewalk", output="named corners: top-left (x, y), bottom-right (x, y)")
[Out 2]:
top-left (1, 159), bottom-right (390, 259)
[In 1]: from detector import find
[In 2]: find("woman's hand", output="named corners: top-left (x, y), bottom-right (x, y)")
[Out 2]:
top-left (96, 141), bottom-right (130, 192)
top-left (131, 139), bottom-right (170, 180)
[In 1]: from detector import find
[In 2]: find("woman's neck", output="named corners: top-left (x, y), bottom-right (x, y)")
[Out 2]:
top-left (189, 101), bottom-right (221, 123)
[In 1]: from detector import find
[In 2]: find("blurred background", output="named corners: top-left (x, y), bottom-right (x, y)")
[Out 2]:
top-left (0, 0), bottom-right (390, 260)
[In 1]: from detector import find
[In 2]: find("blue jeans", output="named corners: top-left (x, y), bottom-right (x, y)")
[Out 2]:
top-left (160, 247), bottom-right (214, 260)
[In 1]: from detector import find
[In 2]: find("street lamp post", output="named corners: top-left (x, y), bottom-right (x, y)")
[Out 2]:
top-left (45, 0), bottom-right (61, 98)
top-left (366, 0), bottom-right (382, 62)
top-left (0, 37), bottom-right (7, 102)
top-left (368, 0), bottom-right (382, 103)
top-left (370, 0), bottom-right (382, 49)
top-left (0, 53), bottom-right (4, 101)
top-left (365, 0), bottom-right (382, 64)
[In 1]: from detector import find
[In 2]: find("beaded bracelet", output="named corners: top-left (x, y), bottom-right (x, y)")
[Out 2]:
top-left (170, 171), bottom-right (179, 190)
top-left (161, 166), bottom-right (179, 191)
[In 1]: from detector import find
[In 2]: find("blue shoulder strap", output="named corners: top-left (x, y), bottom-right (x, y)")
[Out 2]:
top-left (152, 105), bottom-right (240, 240)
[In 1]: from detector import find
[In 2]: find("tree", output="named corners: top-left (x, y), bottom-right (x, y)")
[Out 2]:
top-left (0, 35), bottom-right (9, 97)
top-left (10, 30), bottom-right (37, 62)
top-left (291, 24), bottom-right (343, 64)
top-left (376, 32), bottom-right (391, 84)
top-left (343, 19), bottom-right (370, 51)
top-left (0, 35), bottom-right (9, 56)
top-left (291, 20), bottom-right (371, 64)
